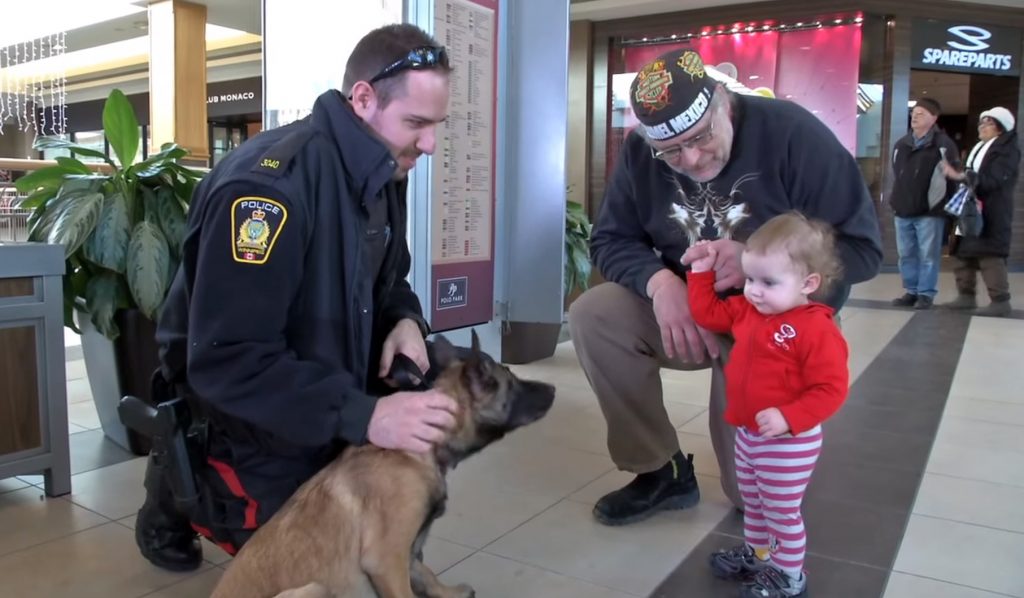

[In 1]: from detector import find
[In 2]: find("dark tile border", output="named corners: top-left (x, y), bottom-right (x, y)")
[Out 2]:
top-left (845, 298), bottom-right (1024, 320)
top-left (650, 310), bottom-right (973, 597)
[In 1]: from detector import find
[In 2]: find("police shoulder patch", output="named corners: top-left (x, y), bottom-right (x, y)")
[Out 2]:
top-left (231, 197), bottom-right (288, 265)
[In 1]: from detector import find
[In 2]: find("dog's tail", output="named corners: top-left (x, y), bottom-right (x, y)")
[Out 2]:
top-left (272, 582), bottom-right (334, 598)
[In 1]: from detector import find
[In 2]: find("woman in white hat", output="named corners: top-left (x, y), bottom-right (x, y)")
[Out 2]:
top-left (941, 106), bottom-right (1020, 317)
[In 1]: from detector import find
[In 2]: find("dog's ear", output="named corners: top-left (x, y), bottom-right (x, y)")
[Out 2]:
top-left (463, 333), bottom-right (497, 398)
top-left (470, 329), bottom-right (481, 354)
top-left (466, 330), bottom-right (493, 382)
top-left (432, 334), bottom-right (459, 369)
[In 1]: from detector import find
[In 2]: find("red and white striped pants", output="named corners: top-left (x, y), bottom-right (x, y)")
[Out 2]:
top-left (735, 425), bottom-right (823, 578)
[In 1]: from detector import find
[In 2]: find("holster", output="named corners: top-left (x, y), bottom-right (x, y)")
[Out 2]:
top-left (118, 370), bottom-right (208, 515)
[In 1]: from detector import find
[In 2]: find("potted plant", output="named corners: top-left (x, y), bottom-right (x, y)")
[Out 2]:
top-left (14, 88), bottom-right (203, 454)
top-left (563, 198), bottom-right (593, 305)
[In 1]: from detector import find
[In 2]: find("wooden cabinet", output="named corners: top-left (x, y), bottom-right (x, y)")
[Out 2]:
top-left (0, 243), bottom-right (70, 496)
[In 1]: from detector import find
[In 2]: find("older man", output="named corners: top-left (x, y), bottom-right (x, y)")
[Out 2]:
top-left (889, 98), bottom-right (960, 310)
top-left (570, 48), bottom-right (882, 525)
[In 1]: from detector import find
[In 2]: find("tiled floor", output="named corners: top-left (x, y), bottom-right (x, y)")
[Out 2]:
top-left (2, 272), bottom-right (1023, 597)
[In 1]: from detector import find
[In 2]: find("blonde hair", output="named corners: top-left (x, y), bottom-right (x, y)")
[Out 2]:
top-left (745, 212), bottom-right (843, 301)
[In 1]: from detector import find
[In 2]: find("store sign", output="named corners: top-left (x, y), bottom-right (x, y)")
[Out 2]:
top-left (207, 91), bottom-right (256, 105)
top-left (206, 77), bottom-right (263, 117)
top-left (912, 20), bottom-right (1020, 76)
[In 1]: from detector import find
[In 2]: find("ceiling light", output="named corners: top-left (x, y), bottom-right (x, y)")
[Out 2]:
top-left (0, 24), bottom-right (258, 81)
top-left (0, 1), bottom-right (145, 46)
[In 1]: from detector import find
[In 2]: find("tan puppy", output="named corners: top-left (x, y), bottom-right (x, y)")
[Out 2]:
top-left (210, 333), bottom-right (556, 597)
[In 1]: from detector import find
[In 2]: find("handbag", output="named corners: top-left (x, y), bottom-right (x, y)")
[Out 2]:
top-left (944, 183), bottom-right (973, 217)
top-left (945, 181), bottom-right (984, 238)
top-left (958, 193), bottom-right (984, 238)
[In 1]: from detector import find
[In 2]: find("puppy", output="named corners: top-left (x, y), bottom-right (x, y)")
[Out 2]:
top-left (210, 332), bottom-right (556, 597)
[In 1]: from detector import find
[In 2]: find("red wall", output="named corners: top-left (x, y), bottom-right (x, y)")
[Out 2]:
top-left (619, 24), bottom-right (863, 154)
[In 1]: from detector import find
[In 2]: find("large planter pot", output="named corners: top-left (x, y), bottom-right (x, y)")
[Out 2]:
top-left (500, 321), bottom-right (562, 365)
top-left (79, 309), bottom-right (159, 456)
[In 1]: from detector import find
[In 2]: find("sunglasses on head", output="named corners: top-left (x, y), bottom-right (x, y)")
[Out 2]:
top-left (368, 46), bottom-right (449, 85)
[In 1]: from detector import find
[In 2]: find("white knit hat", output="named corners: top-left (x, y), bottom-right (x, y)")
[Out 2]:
top-left (980, 106), bottom-right (1015, 132)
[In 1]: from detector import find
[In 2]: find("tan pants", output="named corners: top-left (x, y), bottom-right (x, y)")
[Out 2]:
top-left (568, 282), bottom-right (743, 509)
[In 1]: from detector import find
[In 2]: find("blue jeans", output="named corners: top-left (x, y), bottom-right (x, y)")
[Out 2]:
top-left (894, 216), bottom-right (945, 298)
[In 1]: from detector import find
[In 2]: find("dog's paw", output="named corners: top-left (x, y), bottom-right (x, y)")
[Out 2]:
top-left (452, 583), bottom-right (475, 598)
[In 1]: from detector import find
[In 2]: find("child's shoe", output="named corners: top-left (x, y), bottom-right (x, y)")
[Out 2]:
top-left (708, 543), bottom-right (769, 581)
top-left (740, 567), bottom-right (807, 597)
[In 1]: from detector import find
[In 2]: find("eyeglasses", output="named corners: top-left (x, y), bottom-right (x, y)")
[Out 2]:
top-left (650, 116), bottom-right (717, 162)
top-left (650, 117), bottom-right (717, 161)
top-left (368, 46), bottom-right (449, 85)
top-left (979, 118), bottom-right (996, 127)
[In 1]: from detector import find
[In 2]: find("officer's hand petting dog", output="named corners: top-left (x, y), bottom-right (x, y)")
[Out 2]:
top-left (367, 389), bottom-right (458, 454)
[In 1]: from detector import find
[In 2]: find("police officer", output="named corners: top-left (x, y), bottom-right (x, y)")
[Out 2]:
top-left (134, 23), bottom-right (458, 570)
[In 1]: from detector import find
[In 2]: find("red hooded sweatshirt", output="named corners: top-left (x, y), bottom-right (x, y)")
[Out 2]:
top-left (686, 271), bottom-right (849, 435)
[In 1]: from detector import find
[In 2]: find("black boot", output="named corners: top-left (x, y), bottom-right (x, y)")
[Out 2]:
top-left (135, 455), bottom-right (202, 571)
top-left (593, 452), bottom-right (700, 525)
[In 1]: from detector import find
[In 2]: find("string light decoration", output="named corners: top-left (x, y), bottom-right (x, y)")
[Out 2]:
top-left (0, 33), bottom-right (67, 136)
top-left (620, 14), bottom-right (865, 47)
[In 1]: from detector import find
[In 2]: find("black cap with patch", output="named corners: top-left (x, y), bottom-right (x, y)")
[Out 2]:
top-left (630, 48), bottom-right (716, 141)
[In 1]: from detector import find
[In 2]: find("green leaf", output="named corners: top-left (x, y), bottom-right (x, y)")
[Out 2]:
top-left (28, 188), bottom-right (88, 241)
top-left (103, 89), bottom-right (140, 169)
top-left (13, 166), bottom-right (74, 193)
top-left (33, 136), bottom-right (114, 165)
top-left (140, 185), bottom-right (159, 226)
top-left (28, 210), bottom-right (58, 242)
top-left (154, 143), bottom-right (188, 162)
top-left (83, 192), bottom-right (130, 273)
top-left (572, 247), bottom-right (591, 289)
top-left (563, 200), bottom-right (593, 296)
top-left (17, 185), bottom-right (59, 210)
top-left (46, 192), bottom-right (104, 257)
top-left (168, 167), bottom-right (199, 206)
top-left (68, 258), bottom-right (91, 301)
top-left (129, 144), bottom-right (189, 178)
top-left (60, 175), bottom-right (108, 193)
top-left (62, 275), bottom-right (82, 334)
top-left (55, 156), bottom-right (94, 175)
top-left (154, 186), bottom-right (188, 257)
top-left (126, 221), bottom-right (170, 320)
top-left (85, 270), bottom-right (123, 339)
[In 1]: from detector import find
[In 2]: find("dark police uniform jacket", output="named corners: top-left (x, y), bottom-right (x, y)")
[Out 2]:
top-left (155, 90), bottom-right (428, 544)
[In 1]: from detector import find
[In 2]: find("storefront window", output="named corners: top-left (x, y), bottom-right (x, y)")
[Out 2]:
top-left (72, 130), bottom-right (105, 163)
top-left (855, 15), bottom-right (889, 203)
top-left (40, 134), bottom-right (71, 160)
top-left (608, 15), bottom-right (866, 178)
top-left (211, 124), bottom-right (246, 167)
